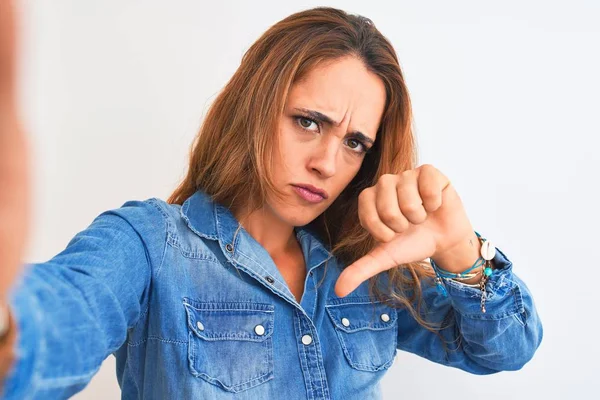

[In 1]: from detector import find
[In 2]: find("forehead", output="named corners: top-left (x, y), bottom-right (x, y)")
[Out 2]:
top-left (286, 56), bottom-right (386, 138)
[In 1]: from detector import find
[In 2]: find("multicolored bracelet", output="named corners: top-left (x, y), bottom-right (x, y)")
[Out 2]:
top-left (430, 231), bottom-right (497, 313)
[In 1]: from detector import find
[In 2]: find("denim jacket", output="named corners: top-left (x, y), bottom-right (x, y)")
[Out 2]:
top-left (2, 189), bottom-right (543, 399)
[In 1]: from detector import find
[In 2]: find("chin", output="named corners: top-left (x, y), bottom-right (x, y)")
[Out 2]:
top-left (278, 203), bottom-right (321, 227)
top-left (268, 190), bottom-right (328, 226)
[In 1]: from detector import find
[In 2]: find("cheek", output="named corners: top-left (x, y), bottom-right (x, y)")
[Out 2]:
top-left (276, 126), bottom-right (305, 165)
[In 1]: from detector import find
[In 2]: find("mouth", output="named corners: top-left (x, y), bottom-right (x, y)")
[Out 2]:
top-left (292, 184), bottom-right (327, 204)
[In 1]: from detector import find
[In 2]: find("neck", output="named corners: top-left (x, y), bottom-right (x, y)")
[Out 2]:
top-left (232, 204), bottom-right (299, 258)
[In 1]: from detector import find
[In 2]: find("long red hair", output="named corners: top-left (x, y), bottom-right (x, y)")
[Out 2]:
top-left (168, 6), bottom-right (446, 335)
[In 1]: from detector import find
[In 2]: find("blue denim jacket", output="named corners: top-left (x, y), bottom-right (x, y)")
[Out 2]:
top-left (2, 189), bottom-right (543, 399)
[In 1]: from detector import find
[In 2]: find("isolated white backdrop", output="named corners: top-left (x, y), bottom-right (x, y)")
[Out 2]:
top-left (13, 0), bottom-right (599, 399)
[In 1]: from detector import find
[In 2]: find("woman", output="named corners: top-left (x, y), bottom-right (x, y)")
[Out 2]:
top-left (0, 3), bottom-right (543, 399)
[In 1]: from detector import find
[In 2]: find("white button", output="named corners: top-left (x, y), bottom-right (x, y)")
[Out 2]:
top-left (380, 313), bottom-right (390, 322)
top-left (255, 324), bottom-right (265, 336)
top-left (196, 321), bottom-right (204, 331)
top-left (301, 334), bottom-right (313, 345)
top-left (341, 317), bottom-right (350, 327)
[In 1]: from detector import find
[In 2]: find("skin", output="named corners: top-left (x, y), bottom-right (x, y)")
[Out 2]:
top-left (0, 0), bottom-right (31, 304)
top-left (232, 55), bottom-right (386, 300)
top-left (0, 4), bottom-right (489, 305)
top-left (236, 56), bottom-right (489, 300)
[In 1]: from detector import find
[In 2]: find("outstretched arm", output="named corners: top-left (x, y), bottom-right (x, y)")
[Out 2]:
top-left (0, 199), bottom-right (168, 399)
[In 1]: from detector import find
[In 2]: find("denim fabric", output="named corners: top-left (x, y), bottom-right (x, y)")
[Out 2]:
top-left (2, 188), bottom-right (543, 399)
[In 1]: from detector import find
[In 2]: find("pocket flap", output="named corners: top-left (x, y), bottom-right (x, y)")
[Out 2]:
top-left (325, 296), bottom-right (397, 333)
top-left (183, 298), bottom-right (274, 342)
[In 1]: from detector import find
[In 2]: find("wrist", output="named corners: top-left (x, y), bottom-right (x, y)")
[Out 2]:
top-left (431, 231), bottom-right (482, 275)
top-left (0, 302), bottom-right (10, 341)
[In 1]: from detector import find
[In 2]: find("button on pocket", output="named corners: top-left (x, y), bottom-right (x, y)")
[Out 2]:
top-left (183, 298), bottom-right (275, 393)
top-left (325, 296), bottom-right (398, 372)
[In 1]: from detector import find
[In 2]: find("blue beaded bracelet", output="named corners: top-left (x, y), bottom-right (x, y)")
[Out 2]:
top-left (430, 231), bottom-right (496, 313)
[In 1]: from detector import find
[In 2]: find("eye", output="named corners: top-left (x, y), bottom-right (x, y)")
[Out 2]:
top-left (346, 138), bottom-right (369, 155)
top-left (294, 116), bottom-right (320, 132)
top-left (293, 114), bottom-right (371, 156)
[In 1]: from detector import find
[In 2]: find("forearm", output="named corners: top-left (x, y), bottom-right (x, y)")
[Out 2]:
top-left (0, 111), bottom-right (30, 300)
top-left (430, 230), bottom-right (495, 285)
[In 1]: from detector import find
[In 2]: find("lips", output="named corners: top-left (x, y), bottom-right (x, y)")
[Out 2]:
top-left (292, 184), bottom-right (328, 199)
top-left (292, 185), bottom-right (326, 204)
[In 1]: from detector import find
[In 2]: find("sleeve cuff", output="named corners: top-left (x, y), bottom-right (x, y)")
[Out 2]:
top-left (439, 246), bottom-right (525, 319)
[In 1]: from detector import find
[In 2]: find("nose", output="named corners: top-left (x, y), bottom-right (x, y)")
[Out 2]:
top-left (307, 138), bottom-right (338, 178)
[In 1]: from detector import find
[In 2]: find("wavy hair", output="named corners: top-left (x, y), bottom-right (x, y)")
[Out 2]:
top-left (167, 6), bottom-right (451, 339)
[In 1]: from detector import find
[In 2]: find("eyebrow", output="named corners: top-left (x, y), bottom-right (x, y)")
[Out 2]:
top-left (293, 107), bottom-right (375, 146)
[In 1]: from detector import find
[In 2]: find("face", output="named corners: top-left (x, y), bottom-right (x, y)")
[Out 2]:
top-left (267, 55), bottom-right (386, 227)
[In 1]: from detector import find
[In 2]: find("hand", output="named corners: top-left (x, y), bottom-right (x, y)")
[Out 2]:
top-left (0, 0), bottom-right (18, 99)
top-left (334, 164), bottom-right (475, 298)
top-left (0, 0), bottom-right (30, 302)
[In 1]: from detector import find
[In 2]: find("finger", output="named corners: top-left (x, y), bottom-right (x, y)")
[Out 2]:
top-left (334, 229), bottom-right (437, 298)
top-left (418, 164), bottom-right (448, 212)
top-left (334, 244), bottom-right (395, 298)
top-left (358, 187), bottom-right (396, 242)
top-left (375, 174), bottom-right (410, 235)
top-left (396, 170), bottom-right (428, 225)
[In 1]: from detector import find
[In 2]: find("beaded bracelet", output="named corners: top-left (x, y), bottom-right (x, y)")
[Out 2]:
top-left (431, 231), bottom-right (497, 313)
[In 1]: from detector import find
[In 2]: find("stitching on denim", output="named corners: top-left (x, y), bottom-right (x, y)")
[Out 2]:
top-left (170, 241), bottom-right (221, 260)
top-left (182, 299), bottom-right (275, 310)
top-left (512, 311), bottom-right (526, 327)
top-left (502, 276), bottom-right (525, 314)
top-left (127, 336), bottom-right (188, 347)
top-left (310, 274), bottom-right (318, 326)
top-left (165, 230), bottom-right (221, 260)
top-left (182, 301), bottom-right (274, 341)
top-left (125, 344), bottom-right (142, 396)
top-left (187, 330), bottom-right (197, 375)
top-left (183, 305), bottom-right (275, 312)
top-left (194, 370), bottom-right (271, 393)
top-left (187, 332), bottom-right (273, 392)
top-left (213, 206), bottom-right (289, 292)
top-left (294, 311), bottom-right (314, 399)
top-left (179, 198), bottom-right (219, 240)
top-left (454, 285), bottom-right (521, 320)
top-left (236, 250), bottom-right (289, 288)
top-left (131, 198), bottom-right (171, 325)
top-left (148, 198), bottom-right (171, 279)
top-left (325, 295), bottom-right (382, 306)
top-left (311, 329), bottom-right (331, 399)
top-left (327, 303), bottom-right (397, 372)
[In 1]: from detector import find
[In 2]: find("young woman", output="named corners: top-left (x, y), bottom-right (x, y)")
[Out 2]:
top-left (0, 4), bottom-right (543, 399)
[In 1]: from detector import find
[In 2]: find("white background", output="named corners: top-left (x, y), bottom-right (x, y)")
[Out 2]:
top-left (12, 0), bottom-right (599, 399)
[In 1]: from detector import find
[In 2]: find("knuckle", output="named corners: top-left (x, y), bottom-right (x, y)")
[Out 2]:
top-left (400, 169), bottom-right (416, 178)
top-left (400, 202), bottom-right (422, 214)
top-left (379, 208), bottom-right (401, 223)
top-left (378, 232), bottom-right (395, 243)
top-left (364, 215), bottom-right (381, 228)
top-left (378, 173), bottom-right (397, 183)
top-left (420, 188), bottom-right (438, 199)
top-left (358, 188), bottom-right (371, 202)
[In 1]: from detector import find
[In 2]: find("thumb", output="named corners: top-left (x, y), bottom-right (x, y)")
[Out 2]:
top-left (334, 231), bottom-right (436, 298)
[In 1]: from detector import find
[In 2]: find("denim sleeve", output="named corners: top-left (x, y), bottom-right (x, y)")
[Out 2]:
top-left (396, 246), bottom-right (543, 374)
top-left (0, 198), bottom-right (168, 399)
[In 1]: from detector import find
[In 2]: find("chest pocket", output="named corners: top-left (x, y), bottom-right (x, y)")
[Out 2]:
top-left (183, 298), bottom-right (275, 393)
top-left (325, 296), bottom-right (398, 372)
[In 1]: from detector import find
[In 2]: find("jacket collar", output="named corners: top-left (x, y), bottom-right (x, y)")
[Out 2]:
top-left (180, 188), bottom-right (335, 284)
